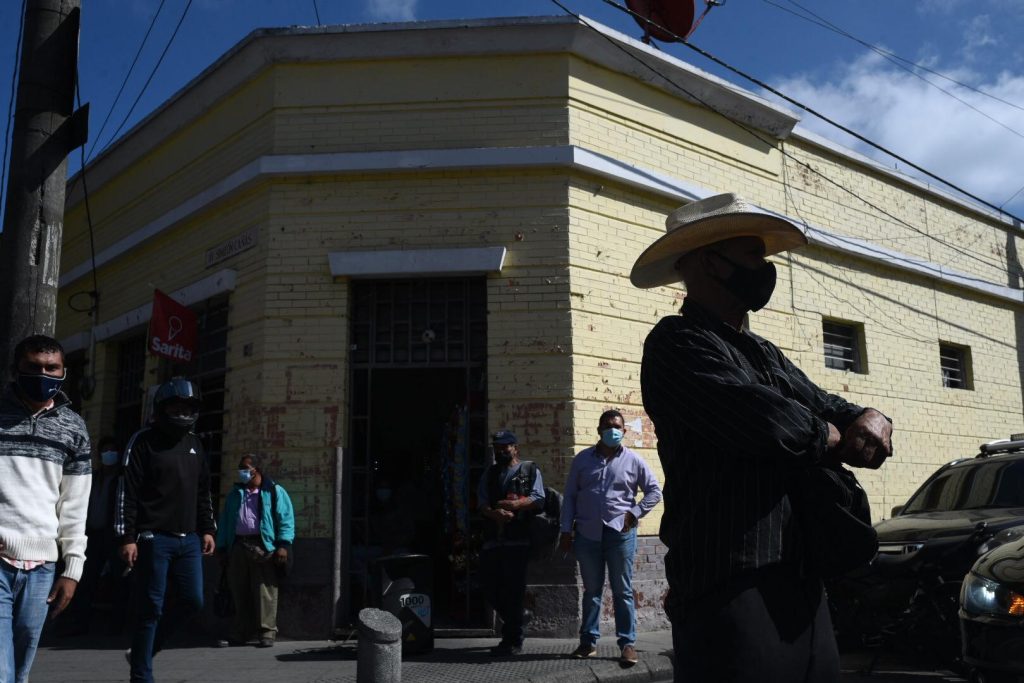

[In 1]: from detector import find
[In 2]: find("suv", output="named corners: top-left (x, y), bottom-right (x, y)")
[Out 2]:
top-left (830, 437), bottom-right (1024, 654)
top-left (876, 437), bottom-right (1024, 554)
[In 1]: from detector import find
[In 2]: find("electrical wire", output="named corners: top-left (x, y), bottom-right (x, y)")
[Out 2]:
top-left (768, 0), bottom-right (1024, 147)
top-left (74, 78), bottom-right (99, 320)
top-left (102, 0), bottom-right (193, 153)
top-left (84, 0), bottom-right (167, 163)
top-left (313, 0), bottom-right (322, 26)
top-left (597, 0), bottom-right (1024, 225)
top-left (0, 0), bottom-right (27, 227)
top-left (766, 0), bottom-right (1024, 115)
top-left (569, 0), bottom-right (1019, 280)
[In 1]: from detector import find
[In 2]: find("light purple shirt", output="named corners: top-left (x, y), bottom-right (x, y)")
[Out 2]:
top-left (235, 488), bottom-right (261, 535)
top-left (561, 444), bottom-right (662, 542)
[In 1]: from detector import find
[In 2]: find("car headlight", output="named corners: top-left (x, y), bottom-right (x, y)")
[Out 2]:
top-left (961, 572), bottom-right (1024, 617)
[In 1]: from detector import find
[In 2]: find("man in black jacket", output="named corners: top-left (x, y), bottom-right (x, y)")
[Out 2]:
top-left (633, 194), bottom-right (892, 682)
top-left (476, 430), bottom-right (545, 656)
top-left (116, 378), bottom-right (216, 683)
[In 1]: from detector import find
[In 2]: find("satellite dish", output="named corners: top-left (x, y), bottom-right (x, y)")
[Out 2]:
top-left (625, 0), bottom-right (696, 43)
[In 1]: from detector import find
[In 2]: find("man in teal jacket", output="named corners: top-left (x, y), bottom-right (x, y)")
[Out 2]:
top-left (215, 454), bottom-right (294, 647)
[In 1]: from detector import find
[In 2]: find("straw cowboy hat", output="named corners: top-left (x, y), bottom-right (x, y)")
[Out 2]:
top-left (629, 193), bottom-right (808, 288)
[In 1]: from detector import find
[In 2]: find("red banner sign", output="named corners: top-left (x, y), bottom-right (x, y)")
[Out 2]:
top-left (147, 290), bottom-right (198, 362)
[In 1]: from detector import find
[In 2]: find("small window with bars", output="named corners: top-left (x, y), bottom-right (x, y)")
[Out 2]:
top-left (940, 343), bottom-right (971, 389)
top-left (823, 320), bottom-right (864, 373)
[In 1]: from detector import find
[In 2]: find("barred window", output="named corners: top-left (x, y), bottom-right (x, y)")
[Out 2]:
top-left (940, 343), bottom-right (971, 389)
top-left (823, 321), bottom-right (863, 373)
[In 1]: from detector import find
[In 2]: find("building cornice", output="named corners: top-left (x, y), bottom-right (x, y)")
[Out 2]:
top-left (60, 145), bottom-right (1022, 307)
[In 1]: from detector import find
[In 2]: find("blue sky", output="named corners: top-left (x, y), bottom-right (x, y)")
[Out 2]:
top-left (1, 0), bottom-right (1023, 219)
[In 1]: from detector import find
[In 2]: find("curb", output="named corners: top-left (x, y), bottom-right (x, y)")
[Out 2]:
top-left (528, 653), bottom-right (674, 683)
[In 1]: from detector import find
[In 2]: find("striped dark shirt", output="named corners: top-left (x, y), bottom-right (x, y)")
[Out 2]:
top-left (641, 299), bottom-right (864, 599)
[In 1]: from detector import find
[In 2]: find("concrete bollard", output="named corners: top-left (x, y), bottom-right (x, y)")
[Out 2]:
top-left (357, 607), bottom-right (403, 683)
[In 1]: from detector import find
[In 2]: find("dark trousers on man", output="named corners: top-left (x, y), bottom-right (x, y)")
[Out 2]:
top-left (669, 565), bottom-right (839, 683)
top-left (226, 539), bottom-right (279, 642)
top-left (130, 533), bottom-right (204, 683)
top-left (480, 543), bottom-right (530, 646)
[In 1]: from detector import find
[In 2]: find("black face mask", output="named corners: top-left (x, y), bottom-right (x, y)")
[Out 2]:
top-left (494, 452), bottom-right (513, 467)
top-left (16, 372), bottom-right (65, 403)
top-left (710, 252), bottom-right (777, 312)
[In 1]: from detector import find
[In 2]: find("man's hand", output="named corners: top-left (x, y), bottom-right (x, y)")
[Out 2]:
top-left (47, 577), bottom-right (78, 618)
top-left (201, 534), bottom-right (216, 555)
top-left (623, 511), bottom-right (639, 531)
top-left (273, 547), bottom-right (288, 567)
top-left (558, 532), bottom-right (573, 555)
top-left (495, 499), bottom-right (518, 511)
top-left (837, 409), bottom-right (893, 469)
top-left (120, 542), bottom-right (138, 567)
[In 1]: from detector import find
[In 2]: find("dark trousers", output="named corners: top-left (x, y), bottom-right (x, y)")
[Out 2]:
top-left (669, 565), bottom-right (839, 683)
top-left (130, 533), bottom-right (204, 683)
top-left (480, 544), bottom-right (530, 645)
top-left (226, 541), bottom-right (279, 642)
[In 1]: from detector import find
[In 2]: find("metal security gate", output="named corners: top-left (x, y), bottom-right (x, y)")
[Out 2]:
top-left (347, 278), bottom-right (488, 631)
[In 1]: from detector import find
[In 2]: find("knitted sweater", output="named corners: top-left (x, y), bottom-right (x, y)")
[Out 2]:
top-left (0, 384), bottom-right (92, 581)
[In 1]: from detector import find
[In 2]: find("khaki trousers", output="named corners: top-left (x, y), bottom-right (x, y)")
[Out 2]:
top-left (227, 540), bottom-right (279, 641)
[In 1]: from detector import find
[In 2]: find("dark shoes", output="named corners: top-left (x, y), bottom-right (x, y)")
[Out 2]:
top-left (216, 639), bottom-right (242, 648)
top-left (489, 641), bottom-right (522, 656)
top-left (570, 643), bottom-right (597, 659)
top-left (621, 644), bottom-right (638, 665)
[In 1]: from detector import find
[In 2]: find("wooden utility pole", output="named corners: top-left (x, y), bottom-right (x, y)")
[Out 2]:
top-left (0, 0), bottom-right (87, 368)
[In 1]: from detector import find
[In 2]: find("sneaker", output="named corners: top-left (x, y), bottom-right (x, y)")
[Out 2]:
top-left (621, 644), bottom-right (638, 665)
top-left (489, 641), bottom-right (522, 656)
top-left (570, 643), bottom-right (597, 659)
top-left (257, 637), bottom-right (275, 648)
top-left (124, 648), bottom-right (131, 665)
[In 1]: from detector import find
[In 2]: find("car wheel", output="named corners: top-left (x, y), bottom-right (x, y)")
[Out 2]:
top-left (969, 668), bottom-right (1019, 683)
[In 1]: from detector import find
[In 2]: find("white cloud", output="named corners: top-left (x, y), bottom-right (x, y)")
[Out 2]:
top-left (768, 52), bottom-right (1024, 215)
top-left (916, 0), bottom-right (968, 15)
top-left (961, 15), bottom-right (999, 62)
top-left (366, 0), bottom-right (418, 22)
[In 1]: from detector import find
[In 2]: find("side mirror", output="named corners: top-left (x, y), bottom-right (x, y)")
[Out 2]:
top-left (890, 505), bottom-right (904, 517)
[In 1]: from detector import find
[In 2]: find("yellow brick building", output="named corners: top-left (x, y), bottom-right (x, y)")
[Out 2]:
top-left (55, 17), bottom-right (1024, 637)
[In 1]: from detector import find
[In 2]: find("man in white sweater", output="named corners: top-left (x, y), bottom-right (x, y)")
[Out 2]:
top-left (0, 335), bottom-right (92, 683)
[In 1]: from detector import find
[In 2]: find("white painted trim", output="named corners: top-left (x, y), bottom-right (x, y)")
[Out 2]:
top-left (90, 269), bottom-right (237, 343)
top-left (60, 146), bottom-right (1021, 307)
top-left (60, 332), bottom-right (92, 354)
top-left (329, 246), bottom-right (506, 278)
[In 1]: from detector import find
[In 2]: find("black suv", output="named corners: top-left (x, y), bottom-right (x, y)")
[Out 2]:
top-left (830, 437), bottom-right (1024, 657)
top-left (876, 438), bottom-right (1024, 554)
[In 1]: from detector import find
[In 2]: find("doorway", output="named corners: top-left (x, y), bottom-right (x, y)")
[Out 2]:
top-left (347, 279), bottom-right (488, 631)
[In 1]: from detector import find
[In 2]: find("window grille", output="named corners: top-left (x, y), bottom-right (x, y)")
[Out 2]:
top-left (823, 321), bottom-right (862, 373)
top-left (940, 343), bottom-right (969, 389)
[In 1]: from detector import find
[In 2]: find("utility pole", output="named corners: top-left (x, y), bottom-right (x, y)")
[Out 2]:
top-left (0, 0), bottom-right (87, 368)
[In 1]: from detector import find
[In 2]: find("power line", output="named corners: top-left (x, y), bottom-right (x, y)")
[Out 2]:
top-left (313, 0), bottom-right (322, 26)
top-left (0, 0), bottom-right (27, 227)
top-left (771, 0), bottom-right (1024, 215)
top-left (766, 0), bottom-right (1024, 146)
top-left (84, 0), bottom-right (167, 162)
top-left (554, 0), bottom-right (1013, 281)
top-left (102, 0), bottom-right (193, 153)
top-left (597, 0), bottom-right (1024, 225)
top-left (766, 0), bottom-right (1024, 115)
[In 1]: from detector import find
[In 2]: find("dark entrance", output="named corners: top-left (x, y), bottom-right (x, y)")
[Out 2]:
top-left (347, 278), bottom-right (488, 631)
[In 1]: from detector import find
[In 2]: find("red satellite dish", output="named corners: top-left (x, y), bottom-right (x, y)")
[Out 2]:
top-left (625, 0), bottom-right (697, 43)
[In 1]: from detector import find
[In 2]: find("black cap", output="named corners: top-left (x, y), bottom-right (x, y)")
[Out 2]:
top-left (491, 430), bottom-right (517, 445)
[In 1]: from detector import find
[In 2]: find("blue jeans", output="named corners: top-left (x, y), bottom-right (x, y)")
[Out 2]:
top-left (0, 561), bottom-right (55, 683)
top-left (130, 533), bottom-right (204, 683)
top-left (574, 526), bottom-right (636, 648)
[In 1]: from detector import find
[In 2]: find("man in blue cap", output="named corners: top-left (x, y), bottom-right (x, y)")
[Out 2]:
top-left (477, 430), bottom-right (545, 656)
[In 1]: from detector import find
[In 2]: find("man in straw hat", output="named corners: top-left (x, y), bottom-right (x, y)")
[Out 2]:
top-left (633, 193), bottom-right (892, 682)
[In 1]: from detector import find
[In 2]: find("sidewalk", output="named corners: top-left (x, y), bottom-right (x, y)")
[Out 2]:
top-left (33, 631), bottom-right (675, 683)
top-left (32, 631), bottom-right (969, 682)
